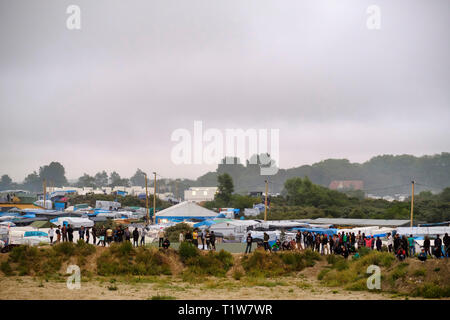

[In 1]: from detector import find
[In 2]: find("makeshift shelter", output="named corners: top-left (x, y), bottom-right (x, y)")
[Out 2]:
top-left (209, 220), bottom-right (259, 238)
top-left (50, 217), bottom-right (94, 228)
top-left (396, 226), bottom-right (450, 236)
top-left (290, 227), bottom-right (338, 237)
top-left (155, 201), bottom-right (217, 224)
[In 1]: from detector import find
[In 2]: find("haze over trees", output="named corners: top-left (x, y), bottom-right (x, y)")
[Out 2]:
top-left (1, 153), bottom-right (449, 198)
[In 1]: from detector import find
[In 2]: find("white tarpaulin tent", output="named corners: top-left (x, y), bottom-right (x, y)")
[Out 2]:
top-left (396, 226), bottom-right (450, 236)
top-left (51, 217), bottom-right (94, 228)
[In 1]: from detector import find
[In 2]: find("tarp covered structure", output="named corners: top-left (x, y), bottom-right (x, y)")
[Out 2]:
top-left (50, 217), bottom-right (94, 228)
top-left (290, 227), bottom-right (338, 237)
top-left (396, 226), bottom-right (450, 236)
top-left (155, 201), bottom-right (217, 223)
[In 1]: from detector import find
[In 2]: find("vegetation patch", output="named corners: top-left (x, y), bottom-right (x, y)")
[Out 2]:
top-left (241, 249), bottom-right (321, 277)
top-left (181, 243), bottom-right (233, 277)
top-left (96, 242), bottom-right (172, 276)
top-left (319, 250), bottom-right (450, 298)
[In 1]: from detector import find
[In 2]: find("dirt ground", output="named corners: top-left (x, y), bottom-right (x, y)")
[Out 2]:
top-left (0, 259), bottom-right (417, 300)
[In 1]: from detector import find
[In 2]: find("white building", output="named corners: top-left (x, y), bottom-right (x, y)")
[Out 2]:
top-left (184, 187), bottom-right (218, 203)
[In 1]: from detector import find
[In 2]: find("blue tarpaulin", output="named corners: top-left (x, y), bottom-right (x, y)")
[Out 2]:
top-left (194, 220), bottom-right (217, 228)
top-left (24, 231), bottom-right (48, 237)
top-left (290, 227), bottom-right (338, 236)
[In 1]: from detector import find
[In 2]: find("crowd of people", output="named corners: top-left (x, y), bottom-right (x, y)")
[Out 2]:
top-left (243, 230), bottom-right (450, 261)
top-left (46, 224), bottom-right (171, 248)
top-left (45, 224), bottom-right (450, 261)
top-left (179, 228), bottom-right (217, 250)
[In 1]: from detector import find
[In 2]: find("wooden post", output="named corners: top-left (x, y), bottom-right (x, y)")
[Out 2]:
top-left (43, 179), bottom-right (47, 209)
top-left (264, 180), bottom-right (268, 221)
top-left (410, 181), bottom-right (415, 227)
top-left (145, 173), bottom-right (149, 225)
top-left (153, 172), bottom-right (157, 224)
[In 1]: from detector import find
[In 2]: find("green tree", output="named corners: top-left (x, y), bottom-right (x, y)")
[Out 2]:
top-left (130, 169), bottom-right (147, 187)
top-left (0, 174), bottom-right (12, 190)
top-left (39, 162), bottom-right (67, 187)
top-left (23, 171), bottom-right (42, 192)
top-left (109, 171), bottom-right (129, 188)
top-left (76, 174), bottom-right (96, 188)
top-left (94, 171), bottom-right (109, 187)
top-left (215, 173), bottom-right (234, 205)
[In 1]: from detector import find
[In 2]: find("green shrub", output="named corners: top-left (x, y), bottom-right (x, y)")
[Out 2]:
top-left (317, 268), bottom-right (330, 280)
top-left (357, 246), bottom-right (371, 257)
top-left (414, 283), bottom-right (450, 298)
top-left (184, 250), bottom-right (233, 277)
top-left (164, 223), bottom-right (193, 243)
top-left (0, 261), bottom-right (14, 276)
top-left (179, 241), bottom-right (199, 262)
top-left (413, 268), bottom-right (426, 277)
top-left (52, 242), bottom-right (76, 256)
top-left (96, 246), bottom-right (171, 276)
top-left (151, 294), bottom-right (176, 300)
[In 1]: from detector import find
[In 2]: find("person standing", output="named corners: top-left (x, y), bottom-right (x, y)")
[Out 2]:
top-left (132, 227), bottom-right (139, 247)
top-left (295, 231), bottom-right (303, 251)
top-left (79, 226), bottom-right (85, 242)
top-left (62, 225), bottom-right (68, 242)
top-left (124, 227), bottom-right (131, 242)
top-left (210, 231), bottom-right (216, 251)
top-left (434, 235), bottom-right (442, 258)
top-left (192, 229), bottom-right (198, 248)
top-left (140, 227), bottom-right (147, 246)
top-left (393, 234), bottom-right (401, 253)
top-left (67, 225), bottom-right (74, 242)
top-left (424, 236), bottom-right (431, 257)
top-left (179, 231), bottom-right (184, 243)
top-left (376, 237), bottom-right (382, 251)
top-left (321, 234), bottom-right (329, 255)
top-left (199, 229), bottom-right (205, 250)
top-left (443, 233), bottom-right (450, 258)
top-left (92, 226), bottom-right (97, 245)
top-left (185, 230), bottom-right (192, 244)
top-left (48, 226), bottom-right (54, 244)
top-left (408, 234), bottom-right (415, 257)
top-left (56, 226), bottom-right (61, 243)
top-left (387, 233), bottom-right (393, 253)
top-left (86, 227), bottom-right (91, 244)
top-left (158, 229), bottom-right (165, 248)
top-left (263, 232), bottom-right (270, 252)
top-left (106, 227), bottom-right (113, 245)
top-left (329, 235), bottom-right (335, 254)
top-left (245, 233), bottom-right (253, 254)
top-left (401, 235), bottom-right (409, 257)
top-left (205, 231), bottom-right (211, 250)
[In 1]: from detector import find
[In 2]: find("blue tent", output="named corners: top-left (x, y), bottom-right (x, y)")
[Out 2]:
top-left (193, 220), bottom-right (216, 228)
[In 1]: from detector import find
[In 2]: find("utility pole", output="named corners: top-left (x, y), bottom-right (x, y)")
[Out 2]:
top-left (43, 179), bottom-right (47, 209)
top-left (264, 180), bottom-right (268, 221)
top-left (175, 180), bottom-right (179, 202)
top-left (410, 180), bottom-right (415, 228)
top-left (153, 172), bottom-right (157, 224)
top-left (144, 173), bottom-right (149, 225)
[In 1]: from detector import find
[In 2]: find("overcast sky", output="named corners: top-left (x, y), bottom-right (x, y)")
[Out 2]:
top-left (1, 0), bottom-right (449, 182)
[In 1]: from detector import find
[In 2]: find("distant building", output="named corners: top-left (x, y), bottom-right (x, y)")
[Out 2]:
top-left (184, 187), bottom-right (218, 203)
top-left (329, 180), bottom-right (364, 191)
